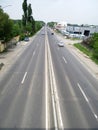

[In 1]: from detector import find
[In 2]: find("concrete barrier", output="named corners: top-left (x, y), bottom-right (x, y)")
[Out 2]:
top-left (0, 36), bottom-right (19, 52)
top-left (0, 42), bottom-right (5, 52)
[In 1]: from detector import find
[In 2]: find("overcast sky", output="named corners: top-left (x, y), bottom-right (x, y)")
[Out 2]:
top-left (0, 0), bottom-right (98, 25)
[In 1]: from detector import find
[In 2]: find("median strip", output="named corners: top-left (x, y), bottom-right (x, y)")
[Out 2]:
top-left (46, 30), bottom-right (64, 130)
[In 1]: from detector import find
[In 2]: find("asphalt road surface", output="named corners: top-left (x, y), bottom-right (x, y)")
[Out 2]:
top-left (0, 27), bottom-right (98, 130)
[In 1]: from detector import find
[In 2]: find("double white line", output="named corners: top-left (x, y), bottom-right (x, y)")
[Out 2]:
top-left (45, 28), bottom-right (64, 130)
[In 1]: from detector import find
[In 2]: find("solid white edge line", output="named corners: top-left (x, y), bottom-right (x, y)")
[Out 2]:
top-left (21, 72), bottom-right (27, 84)
top-left (62, 57), bottom-right (67, 64)
top-left (49, 56), bottom-right (58, 130)
top-left (77, 83), bottom-right (89, 103)
top-left (52, 64), bottom-right (64, 129)
top-left (45, 28), bottom-right (48, 130)
top-left (51, 85), bottom-right (58, 130)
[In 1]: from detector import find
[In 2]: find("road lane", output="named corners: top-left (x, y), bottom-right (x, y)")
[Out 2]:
top-left (0, 30), bottom-right (46, 129)
top-left (1, 26), bottom-right (98, 130)
top-left (47, 29), bottom-right (98, 129)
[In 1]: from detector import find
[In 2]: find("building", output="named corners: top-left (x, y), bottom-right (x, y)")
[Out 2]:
top-left (55, 22), bottom-right (67, 31)
top-left (66, 24), bottom-right (98, 36)
top-left (55, 21), bottom-right (98, 37)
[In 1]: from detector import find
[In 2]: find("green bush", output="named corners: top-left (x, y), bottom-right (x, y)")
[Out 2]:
top-left (0, 8), bottom-right (13, 42)
top-left (74, 43), bottom-right (91, 56)
top-left (93, 41), bottom-right (98, 59)
top-left (19, 33), bottom-right (25, 41)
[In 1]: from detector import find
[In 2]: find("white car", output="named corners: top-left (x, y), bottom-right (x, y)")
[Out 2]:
top-left (69, 33), bottom-right (77, 38)
top-left (69, 33), bottom-right (85, 39)
top-left (63, 31), bottom-right (69, 36)
top-left (80, 34), bottom-right (85, 39)
top-left (57, 41), bottom-right (64, 47)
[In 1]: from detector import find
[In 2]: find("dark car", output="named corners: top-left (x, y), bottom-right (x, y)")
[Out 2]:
top-left (51, 32), bottom-right (54, 35)
top-left (24, 37), bottom-right (29, 41)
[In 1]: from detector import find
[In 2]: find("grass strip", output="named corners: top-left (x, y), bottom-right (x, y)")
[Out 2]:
top-left (74, 43), bottom-right (98, 64)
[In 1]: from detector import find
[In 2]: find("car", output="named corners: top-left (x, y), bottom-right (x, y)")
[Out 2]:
top-left (51, 32), bottom-right (54, 35)
top-left (80, 34), bottom-right (85, 39)
top-left (69, 33), bottom-right (75, 38)
top-left (57, 41), bottom-right (64, 47)
top-left (61, 30), bottom-right (69, 36)
top-left (64, 32), bottom-right (69, 36)
top-left (24, 37), bottom-right (29, 41)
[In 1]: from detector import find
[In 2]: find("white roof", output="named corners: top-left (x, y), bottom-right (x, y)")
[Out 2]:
top-left (57, 21), bottom-right (67, 26)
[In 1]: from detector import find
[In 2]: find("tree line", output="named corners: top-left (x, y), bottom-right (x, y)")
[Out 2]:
top-left (47, 22), bottom-right (57, 28)
top-left (0, 0), bottom-right (45, 45)
top-left (0, 7), bottom-right (13, 42)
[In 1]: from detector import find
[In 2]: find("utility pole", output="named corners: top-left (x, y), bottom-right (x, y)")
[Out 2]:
top-left (1, 5), bottom-right (12, 9)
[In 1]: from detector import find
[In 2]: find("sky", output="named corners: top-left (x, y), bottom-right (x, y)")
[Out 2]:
top-left (0, 0), bottom-right (98, 25)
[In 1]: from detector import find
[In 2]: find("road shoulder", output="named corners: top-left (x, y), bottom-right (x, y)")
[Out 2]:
top-left (0, 37), bottom-right (35, 72)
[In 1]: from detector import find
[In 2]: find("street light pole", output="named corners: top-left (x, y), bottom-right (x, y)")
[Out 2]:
top-left (1, 5), bottom-right (12, 9)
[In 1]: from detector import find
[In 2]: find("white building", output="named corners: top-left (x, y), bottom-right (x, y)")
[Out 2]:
top-left (55, 22), bottom-right (67, 30)
top-left (66, 24), bottom-right (98, 36)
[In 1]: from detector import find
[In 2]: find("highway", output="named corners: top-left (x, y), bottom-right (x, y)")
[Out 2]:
top-left (0, 27), bottom-right (98, 130)
top-left (0, 29), bottom-right (46, 129)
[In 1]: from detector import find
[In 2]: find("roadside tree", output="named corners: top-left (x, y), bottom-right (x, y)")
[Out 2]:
top-left (0, 7), bottom-right (13, 42)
